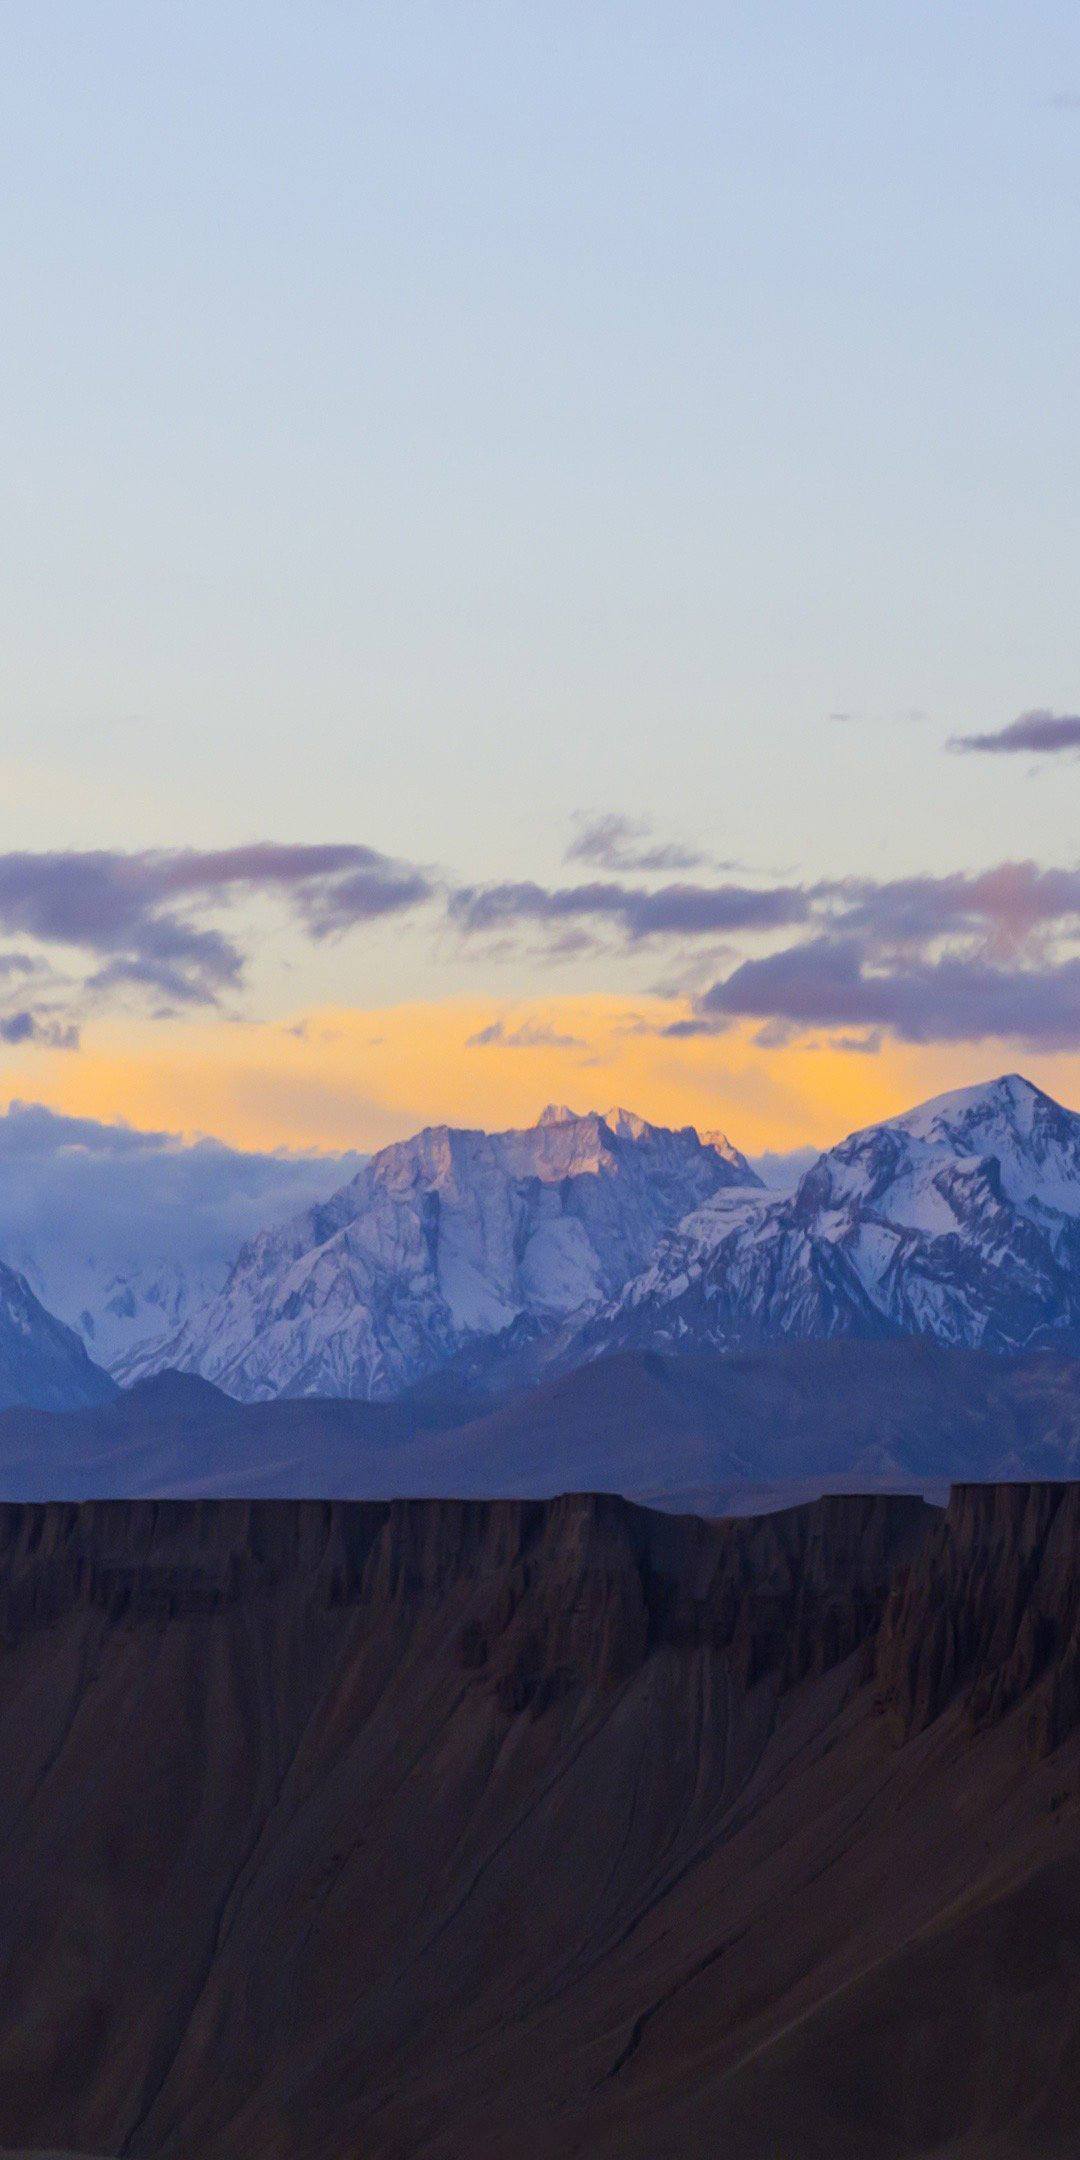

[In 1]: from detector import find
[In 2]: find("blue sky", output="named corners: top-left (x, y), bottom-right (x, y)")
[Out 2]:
top-left (0, 4), bottom-right (1078, 1148)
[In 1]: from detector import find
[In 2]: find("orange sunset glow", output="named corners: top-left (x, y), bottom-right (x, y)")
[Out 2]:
top-left (3, 995), bottom-right (1079, 1159)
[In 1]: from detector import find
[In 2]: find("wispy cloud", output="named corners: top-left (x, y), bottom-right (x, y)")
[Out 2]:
top-left (5, 832), bottom-right (1080, 1062)
top-left (564, 814), bottom-right (710, 874)
top-left (467, 1017), bottom-right (586, 1050)
top-left (452, 861), bottom-right (1080, 964)
top-left (449, 877), bottom-right (809, 944)
top-left (0, 843), bottom-right (434, 1023)
top-left (649, 858), bottom-right (1080, 1052)
top-left (823, 864), bottom-right (1080, 956)
top-left (949, 710), bottom-right (1080, 756)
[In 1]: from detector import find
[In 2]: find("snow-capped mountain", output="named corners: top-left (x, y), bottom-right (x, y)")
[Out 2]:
top-left (578, 1075), bottom-right (1080, 1360)
top-left (698, 1127), bottom-right (760, 1181)
top-left (120, 1105), bottom-right (759, 1400)
top-left (14, 1249), bottom-right (227, 1373)
top-left (0, 1124), bottom-right (366, 1374)
top-left (0, 1260), bottom-right (116, 1411)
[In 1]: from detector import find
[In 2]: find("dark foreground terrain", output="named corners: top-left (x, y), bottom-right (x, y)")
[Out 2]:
top-left (3, 1485), bottom-right (1080, 2156)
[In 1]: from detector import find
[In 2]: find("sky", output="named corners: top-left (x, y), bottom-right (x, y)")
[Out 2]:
top-left (1, 1), bottom-right (1079, 1162)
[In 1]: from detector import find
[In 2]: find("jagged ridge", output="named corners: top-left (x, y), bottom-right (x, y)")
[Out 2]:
top-left (117, 1106), bottom-right (757, 1400)
top-left (580, 1074), bottom-right (1080, 1363)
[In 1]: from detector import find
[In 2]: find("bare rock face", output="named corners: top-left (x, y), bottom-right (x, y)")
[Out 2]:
top-left (6, 1487), bottom-right (1080, 2159)
top-left (0, 1487), bottom-right (924, 1707)
top-left (118, 1108), bottom-right (754, 1401)
top-left (580, 1074), bottom-right (1080, 1365)
top-left (876, 1480), bottom-right (1080, 1753)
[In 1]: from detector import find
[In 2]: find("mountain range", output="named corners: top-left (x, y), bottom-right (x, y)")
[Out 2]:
top-left (0, 1262), bottom-right (116, 1415)
top-left (120, 1073), bottom-right (1080, 1404)
top-left (0, 1118), bottom-right (366, 1372)
top-left (4, 1074), bottom-right (1080, 1433)
top-left (577, 1072), bottom-right (1080, 1364)
top-left (3, 1340), bottom-right (1080, 1510)
top-left (117, 1104), bottom-right (756, 1400)
top-left (14, 1250), bottom-right (226, 1372)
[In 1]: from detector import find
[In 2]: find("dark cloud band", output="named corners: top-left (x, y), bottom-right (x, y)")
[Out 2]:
top-left (449, 878), bottom-right (810, 942)
top-left (950, 710), bottom-right (1080, 756)
top-left (690, 938), bottom-right (1080, 1051)
top-left (2, 835), bottom-right (1080, 1058)
top-left (0, 843), bottom-right (434, 1018)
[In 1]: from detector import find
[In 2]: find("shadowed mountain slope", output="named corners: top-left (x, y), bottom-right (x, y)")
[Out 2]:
top-left (2, 1340), bottom-right (1080, 1509)
top-left (3, 1488), bottom-right (1080, 2155)
top-left (0, 1264), bottom-right (115, 1415)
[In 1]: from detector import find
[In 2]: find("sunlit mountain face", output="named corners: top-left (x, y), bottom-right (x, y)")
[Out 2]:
top-left (578, 1074), bottom-right (1080, 1364)
top-left (116, 1105), bottom-right (756, 1400)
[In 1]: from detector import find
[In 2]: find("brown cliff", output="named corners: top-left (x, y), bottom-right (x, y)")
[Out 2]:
top-left (1, 1487), bottom-right (1080, 2158)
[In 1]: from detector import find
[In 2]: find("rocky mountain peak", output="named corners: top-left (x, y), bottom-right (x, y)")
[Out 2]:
top-left (576, 1074), bottom-right (1080, 1366)
top-left (697, 1127), bottom-right (763, 1186)
top-left (120, 1103), bottom-right (747, 1401)
top-left (602, 1106), bottom-right (653, 1141)
top-left (535, 1104), bottom-right (578, 1127)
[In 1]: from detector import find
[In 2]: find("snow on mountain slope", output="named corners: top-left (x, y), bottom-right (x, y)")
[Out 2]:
top-left (581, 1075), bottom-right (1080, 1360)
top-left (120, 1107), bottom-right (759, 1400)
top-left (0, 1261), bottom-right (116, 1411)
top-left (13, 1250), bottom-right (227, 1373)
top-left (4, 1137), bottom-right (365, 1372)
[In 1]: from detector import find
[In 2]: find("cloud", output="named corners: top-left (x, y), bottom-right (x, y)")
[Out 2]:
top-left (0, 843), bottom-right (433, 1015)
top-left (467, 1018), bottom-right (586, 1050)
top-left (0, 1100), bottom-right (365, 1338)
top-left (144, 841), bottom-right (430, 909)
top-left (648, 859), bottom-right (1080, 1051)
top-left (692, 937), bottom-right (1080, 1050)
top-left (0, 1011), bottom-right (80, 1050)
top-left (949, 710), bottom-right (1080, 756)
top-left (822, 863), bottom-right (1080, 956)
top-left (84, 956), bottom-right (237, 1010)
top-left (450, 861), bottom-right (1080, 966)
top-left (661, 1014), bottom-right (733, 1039)
top-left (0, 1103), bottom-right (176, 1157)
top-left (7, 834), bottom-right (1080, 1064)
top-left (564, 815), bottom-right (709, 874)
top-left (750, 1145), bottom-right (821, 1191)
top-left (829, 1029), bottom-right (884, 1056)
top-left (449, 877), bottom-right (810, 944)
top-left (752, 1018), bottom-right (802, 1049)
top-left (299, 866), bottom-right (434, 936)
